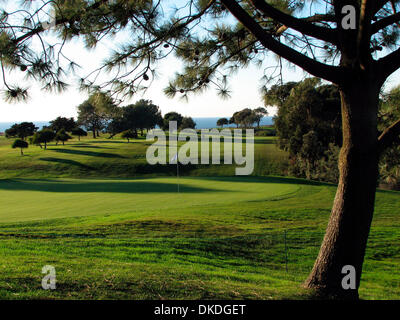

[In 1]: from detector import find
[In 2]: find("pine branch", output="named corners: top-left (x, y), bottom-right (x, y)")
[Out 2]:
top-left (371, 11), bottom-right (400, 34)
top-left (13, 0), bottom-right (111, 44)
top-left (220, 0), bottom-right (342, 84)
top-left (250, 0), bottom-right (338, 44)
top-left (378, 118), bottom-right (400, 153)
top-left (378, 46), bottom-right (400, 79)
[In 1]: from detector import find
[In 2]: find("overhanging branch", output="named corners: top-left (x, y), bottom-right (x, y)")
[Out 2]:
top-left (373, 0), bottom-right (391, 15)
top-left (378, 118), bottom-right (400, 153)
top-left (371, 12), bottom-right (400, 34)
top-left (378, 47), bottom-right (400, 80)
top-left (13, 0), bottom-right (111, 44)
top-left (250, 0), bottom-right (338, 45)
top-left (220, 0), bottom-right (342, 84)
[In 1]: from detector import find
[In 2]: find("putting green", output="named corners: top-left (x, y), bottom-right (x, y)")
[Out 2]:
top-left (0, 177), bottom-right (299, 223)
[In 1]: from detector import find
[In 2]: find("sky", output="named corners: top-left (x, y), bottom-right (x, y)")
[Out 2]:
top-left (1, 1), bottom-right (400, 122)
top-left (0, 0), bottom-right (307, 122)
top-left (0, 26), bottom-right (294, 122)
top-left (0, 51), bottom-right (288, 122)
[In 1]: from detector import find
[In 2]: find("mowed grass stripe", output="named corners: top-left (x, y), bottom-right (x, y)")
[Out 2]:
top-left (0, 177), bottom-right (299, 223)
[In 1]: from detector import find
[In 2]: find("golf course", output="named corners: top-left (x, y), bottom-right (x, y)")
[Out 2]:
top-left (0, 134), bottom-right (399, 300)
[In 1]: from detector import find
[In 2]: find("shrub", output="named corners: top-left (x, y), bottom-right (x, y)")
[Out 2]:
top-left (12, 139), bottom-right (28, 155)
top-left (31, 129), bottom-right (55, 149)
top-left (71, 127), bottom-right (87, 141)
top-left (55, 129), bottom-right (72, 145)
top-left (121, 129), bottom-right (137, 142)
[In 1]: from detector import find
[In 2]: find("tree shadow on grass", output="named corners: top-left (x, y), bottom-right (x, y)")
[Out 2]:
top-left (40, 157), bottom-right (94, 170)
top-left (0, 179), bottom-right (226, 193)
top-left (86, 140), bottom-right (128, 144)
top-left (48, 148), bottom-right (125, 159)
top-left (193, 175), bottom-right (335, 187)
top-left (70, 144), bottom-right (113, 149)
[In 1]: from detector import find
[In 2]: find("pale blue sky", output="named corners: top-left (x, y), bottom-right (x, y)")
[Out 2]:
top-left (0, 24), bottom-right (303, 122)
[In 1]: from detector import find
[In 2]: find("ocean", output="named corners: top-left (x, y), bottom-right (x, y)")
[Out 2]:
top-left (0, 117), bottom-right (274, 133)
top-left (192, 117), bottom-right (274, 129)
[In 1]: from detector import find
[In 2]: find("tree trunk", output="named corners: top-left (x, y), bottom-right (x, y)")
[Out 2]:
top-left (78, 136), bottom-right (81, 141)
top-left (92, 129), bottom-right (96, 139)
top-left (20, 148), bottom-right (23, 156)
top-left (304, 77), bottom-right (381, 299)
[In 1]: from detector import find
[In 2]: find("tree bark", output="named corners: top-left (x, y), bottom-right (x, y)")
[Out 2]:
top-left (92, 129), bottom-right (96, 139)
top-left (304, 77), bottom-right (381, 299)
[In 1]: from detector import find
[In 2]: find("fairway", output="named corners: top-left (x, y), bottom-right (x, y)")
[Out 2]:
top-left (0, 136), bottom-right (398, 300)
top-left (0, 177), bottom-right (298, 223)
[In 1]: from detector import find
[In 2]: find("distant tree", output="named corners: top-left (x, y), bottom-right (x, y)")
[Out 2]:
top-left (55, 129), bottom-right (72, 146)
top-left (5, 126), bottom-right (18, 139)
top-left (229, 112), bottom-right (240, 128)
top-left (253, 107), bottom-right (268, 128)
top-left (77, 100), bottom-right (106, 139)
top-left (12, 139), bottom-right (28, 156)
top-left (162, 112), bottom-right (183, 130)
top-left (180, 117), bottom-right (196, 130)
top-left (5, 122), bottom-right (38, 140)
top-left (235, 108), bottom-right (257, 128)
top-left (131, 99), bottom-right (163, 135)
top-left (217, 118), bottom-right (229, 128)
top-left (270, 79), bottom-right (342, 180)
top-left (50, 117), bottom-right (77, 132)
top-left (106, 100), bottom-right (162, 138)
top-left (121, 105), bottom-right (141, 137)
top-left (378, 86), bottom-right (400, 189)
top-left (121, 129), bottom-right (137, 143)
top-left (299, 130), bottom-right (324, 180)
top-left (273, 79), bottom-right (342, 152)
top-left (106, 117), bottom-right (128, 139)
top-left (31, 129), bottom-right (55, 150)
top-left (263, 82), bottom-right (297, 108)
top-left (71, 127), bottom-right (87, 141)
top-left (77, 92), bottom-right (117, 138)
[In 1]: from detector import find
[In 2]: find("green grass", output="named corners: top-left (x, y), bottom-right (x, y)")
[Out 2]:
top-left (0, 135), bottom-right (398, 300)
top-left (0, 177), bottom-right (298, 223)
top-left (0, 134), bottom-right (288, 178)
